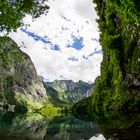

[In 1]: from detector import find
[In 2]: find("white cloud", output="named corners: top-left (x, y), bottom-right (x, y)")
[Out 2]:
top-left (9, 0), bottom-right (102, 83)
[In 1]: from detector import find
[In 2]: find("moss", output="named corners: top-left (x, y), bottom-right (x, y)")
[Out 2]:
top-left (131, 47), bottom-right (140, 74)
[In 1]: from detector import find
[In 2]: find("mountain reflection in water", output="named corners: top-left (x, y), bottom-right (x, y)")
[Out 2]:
top-left (0, 111), bottom-right (140, 140)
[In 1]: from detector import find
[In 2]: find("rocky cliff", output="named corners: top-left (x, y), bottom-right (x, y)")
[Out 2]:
top-left (0, 37), bottom-right (47, 112)
top-left (73, 0), bottom-right (140, 113)
top-left (45, 80), bottom-right (94, 103)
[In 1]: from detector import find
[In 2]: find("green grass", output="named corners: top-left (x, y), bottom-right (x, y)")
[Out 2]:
top-left (40, 106), bottom-right (63, 118)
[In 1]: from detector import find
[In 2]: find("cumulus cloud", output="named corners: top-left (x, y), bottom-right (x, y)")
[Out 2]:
top-left (9, 0), bottom-right (102, 83)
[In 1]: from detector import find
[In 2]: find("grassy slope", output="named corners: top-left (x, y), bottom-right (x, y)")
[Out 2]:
top-left (44, 84), bottom-right (69, 107)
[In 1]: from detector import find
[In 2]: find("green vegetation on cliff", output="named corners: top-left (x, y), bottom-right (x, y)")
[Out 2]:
top-left (0, 1), bottom-right (49, 112)
top-left (0, 37), bottom-right (48, 112)
top-left (73, 0), bottom-right (140, 113)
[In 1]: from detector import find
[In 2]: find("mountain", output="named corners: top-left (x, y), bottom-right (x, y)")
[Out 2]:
top-left (45, 80), bottom-right (94, 104)
top-left (0, 37), bottom-right (47, 112)
top-left (44, 84), bottom-right (68, 107)
top-left (0, 37), bottom-right (93, 111)
top-left (73, 0), bottom-right (140, 113)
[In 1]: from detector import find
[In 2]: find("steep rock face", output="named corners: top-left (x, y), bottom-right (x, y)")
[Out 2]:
top-left (73, 0), bottom-right (140, 113)
top-left (0, 37), bottom-right (47, 111)
top-left (45, 80), bottom-right (94, 103)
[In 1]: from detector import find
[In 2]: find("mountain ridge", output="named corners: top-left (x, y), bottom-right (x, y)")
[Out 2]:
top-left (45, 80), bottom-right (94, 104)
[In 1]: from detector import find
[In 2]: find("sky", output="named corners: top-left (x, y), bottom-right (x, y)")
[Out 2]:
top-left (9, 0), bottom-right (103, 83)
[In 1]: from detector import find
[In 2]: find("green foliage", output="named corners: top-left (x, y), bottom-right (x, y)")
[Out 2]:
top-left (72, 97), bottom-right (91, 115)
top-left (92, 0), bottom-right (140, 112)
top-left (72, 0), bottom-right (140, 113)
top-left (131, 47), bottom-right (140, 74)
top-left (40, 106), bottom-right (63, 118)
top-left (0, 0), bottom-right (49, 32)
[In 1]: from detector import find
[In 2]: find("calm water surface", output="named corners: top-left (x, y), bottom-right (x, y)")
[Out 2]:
top-left (0, 111), bottom-right (140, 140)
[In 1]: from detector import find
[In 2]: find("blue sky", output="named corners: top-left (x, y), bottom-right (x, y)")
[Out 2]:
top-left (9, 0), bottom-right (103, 82)
top-left (67, 36), bottom-right (84, 50)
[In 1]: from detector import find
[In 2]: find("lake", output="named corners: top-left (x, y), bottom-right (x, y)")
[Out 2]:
top-left (0, 111), bottom-right (140, 140)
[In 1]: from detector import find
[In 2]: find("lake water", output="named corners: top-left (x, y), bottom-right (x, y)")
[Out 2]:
top-left (0, 111), bottom-right (140, 140)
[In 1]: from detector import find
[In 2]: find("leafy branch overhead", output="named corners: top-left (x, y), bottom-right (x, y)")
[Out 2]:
top-left (0, 0), bottom-right (49, 32)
